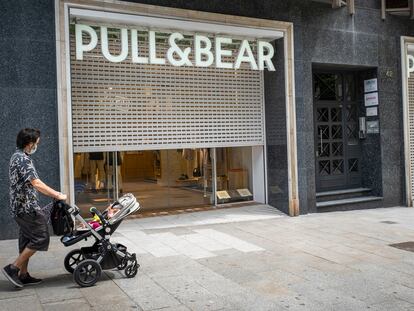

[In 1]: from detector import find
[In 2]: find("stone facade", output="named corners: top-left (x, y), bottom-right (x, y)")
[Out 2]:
top-left (0, 0), bottom-right (411, 238)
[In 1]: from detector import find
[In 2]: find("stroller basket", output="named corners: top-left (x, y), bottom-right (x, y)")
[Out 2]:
top-left (80, 243), bottom-right (126, 270)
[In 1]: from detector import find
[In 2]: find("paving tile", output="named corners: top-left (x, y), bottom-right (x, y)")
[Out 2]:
top-left (90, 300), bottom-right (143, 311)
top-left (0, 295), bottom-right (42, 311)
top-left (80, 276), bottom-right (131, 307)
top-left (182, 297), bottom-right (234, 311)
top-left (152, 274), bottom-right (214, 302)
top-left (185, 266), bottom-right (256, 299)
top-left (367, 298), bottom-right (414, 311)
top-left (181, 233), bottom-right (231, 252)
top-left (35, 272), bottom-right (84, 304)
top-left (147, 305), bottom-right (190, 311)
top-left (113, 273), bottom-right (182, 311)
top-left (0, 280), bottom-right (36, 299)
top-left (194, 229), bottom-right (264, 252)
top-left (42, 298), bottom-right (91, 311)
top-left (386, 283), bottom-right (414, 304)
top-left (149, 232), bottom-right (216, 259)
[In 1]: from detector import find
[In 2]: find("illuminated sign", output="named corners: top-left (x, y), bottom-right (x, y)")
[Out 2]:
top-left (75, 24), bottom-right (276, 71)
top-left (408, 54), bottom-right (414, 78)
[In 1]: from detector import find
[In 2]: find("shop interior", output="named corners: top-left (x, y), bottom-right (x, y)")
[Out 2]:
top-left (73, 147), bottom-right (254, 216)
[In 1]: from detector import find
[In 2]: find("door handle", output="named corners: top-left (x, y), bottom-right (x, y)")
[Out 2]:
top-left (319, 128), bottom-right (323, 157)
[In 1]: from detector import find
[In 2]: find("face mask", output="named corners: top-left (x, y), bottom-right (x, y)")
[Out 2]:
top-left (27, 144), bottom-right (37, 155)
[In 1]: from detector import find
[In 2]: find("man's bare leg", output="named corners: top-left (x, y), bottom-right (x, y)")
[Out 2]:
top-left (19, 258), bottom-right (29, 275)
top-left (13, 247), bottom-right (36, 272)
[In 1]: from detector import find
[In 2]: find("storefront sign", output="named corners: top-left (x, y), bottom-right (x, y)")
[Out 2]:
top-left (364, 92), bottom-right (379, 107)
top-left (75, 24), bottom-right (275, 71)
top-left (408, 55), bottom-right (414, 78)
top-left (364, 78), bottom-right (377, 93)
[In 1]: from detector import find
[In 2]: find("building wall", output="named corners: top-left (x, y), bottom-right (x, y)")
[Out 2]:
top-left (264, 38), bottom-right (289, 214)
top-left (0, 0), bottom-right (411, 238)
top-left (0, 0), bottom-right (59, 239)
top-left (298, 0), bottom-right (410, 211)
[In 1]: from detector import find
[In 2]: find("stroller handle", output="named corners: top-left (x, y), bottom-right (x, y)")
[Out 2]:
top-left (55, 200), bottom-right (79, 215)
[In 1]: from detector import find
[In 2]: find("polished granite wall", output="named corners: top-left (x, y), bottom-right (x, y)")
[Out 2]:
top-left (357, 69), bottom-right (383, 197)
top-left (264, 39), bottom-right (289, 215)
top-left (0, 0), bottom-right (60, 239)
top-left (0, 0), bottom-right (411, 238)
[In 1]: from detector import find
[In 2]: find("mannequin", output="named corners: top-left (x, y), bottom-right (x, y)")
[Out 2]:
top-left (107, 152), bottom-right (124, 193)
top-left (89, 152), bottom-right (105, 190)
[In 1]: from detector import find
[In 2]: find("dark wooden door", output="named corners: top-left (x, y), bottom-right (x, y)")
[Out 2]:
top-left (314, 72), bottom-right (362, 192)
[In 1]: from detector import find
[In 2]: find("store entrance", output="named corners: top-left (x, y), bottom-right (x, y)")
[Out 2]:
top-left (73, 149), bottom-right (214, 216)
top-left (123, 149), bottom-right (214, 213)
top-left (73, 146), bottom-right (262, 216)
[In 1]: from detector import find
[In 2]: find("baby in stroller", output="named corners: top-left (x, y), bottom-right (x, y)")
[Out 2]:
top-left (77, 202), bottom-right (121, 230)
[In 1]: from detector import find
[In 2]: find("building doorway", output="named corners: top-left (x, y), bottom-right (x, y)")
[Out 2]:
top-left (313, 72), bottom-right (362, 192)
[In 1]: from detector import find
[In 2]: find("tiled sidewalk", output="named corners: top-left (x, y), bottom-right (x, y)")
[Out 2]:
top-left (1, 206), bottom-right (414, 310)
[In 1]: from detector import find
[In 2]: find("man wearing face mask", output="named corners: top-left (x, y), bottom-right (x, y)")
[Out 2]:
top-left (2, 128), bottom-right (67, 288)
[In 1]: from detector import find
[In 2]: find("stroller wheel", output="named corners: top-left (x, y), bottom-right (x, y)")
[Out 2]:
top-left (64, 249), bottom-right (85, 274)
top-left (73, 259), bottom-right (102, 287)
top-left (124, 262), bottom-right (139, 278)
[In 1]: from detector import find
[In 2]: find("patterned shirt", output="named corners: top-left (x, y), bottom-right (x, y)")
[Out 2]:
top-left (9, 149), bottom-right (40, 217)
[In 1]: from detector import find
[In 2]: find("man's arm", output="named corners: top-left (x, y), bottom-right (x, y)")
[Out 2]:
top-left (31, 179), bottom-right (67, 200)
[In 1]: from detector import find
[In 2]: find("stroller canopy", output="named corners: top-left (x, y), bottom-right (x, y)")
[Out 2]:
top-left (109, 193), bottom-right (140, 225)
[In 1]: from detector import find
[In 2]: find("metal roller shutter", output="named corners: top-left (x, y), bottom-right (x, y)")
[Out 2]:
top-left (70, 26), bottom-right (265, 152)
top-left (408, 74), bottom-right (414, 198)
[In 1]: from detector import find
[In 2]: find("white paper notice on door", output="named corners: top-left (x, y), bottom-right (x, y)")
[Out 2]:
top-left (365, 92), bottom-right (379, 106)
top-left (364, 78), bottom-right (378, 93)
top-left (366, 106), bottom-right (378, 117)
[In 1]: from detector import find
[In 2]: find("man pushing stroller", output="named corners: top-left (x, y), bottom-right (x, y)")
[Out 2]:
top-left (3, 128), bottom-right (140, 289)
top-left (2, 128), bottom-right (67, 288)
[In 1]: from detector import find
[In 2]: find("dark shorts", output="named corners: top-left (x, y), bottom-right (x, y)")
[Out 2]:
top-left (14, 210), bottom-right (50, 253)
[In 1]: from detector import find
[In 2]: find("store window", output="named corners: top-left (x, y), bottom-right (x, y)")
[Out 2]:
top-left (216, 147), bottom-right (254, 203)
top-left (73, 152), bottom-right (121, 216)
top-left (73, 149), bottom-right (214, 215)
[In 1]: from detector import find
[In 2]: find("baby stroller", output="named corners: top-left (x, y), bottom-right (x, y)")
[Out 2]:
top-left (52, 193), bottom-right (140, 287)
